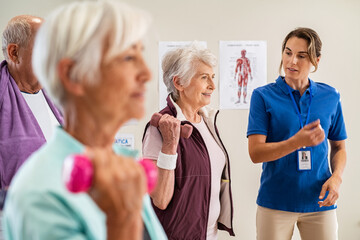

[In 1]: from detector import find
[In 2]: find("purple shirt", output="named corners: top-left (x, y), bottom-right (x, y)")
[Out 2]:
top-left (0, 60), bottom-right (63, 188)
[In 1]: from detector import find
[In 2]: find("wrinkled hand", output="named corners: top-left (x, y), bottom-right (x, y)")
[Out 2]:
top-left (86, 148), bottom-right (146, 240)
top-left (158, 114), bottom-right (181, 155)
top-left (293, 119), bottom-right (325, 148)
top-left (318, 174), bottom-right (342, 207)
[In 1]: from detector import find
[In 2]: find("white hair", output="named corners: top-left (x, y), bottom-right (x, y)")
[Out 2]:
top-left (2, 17), bottom-right (33, 60)
top-left (32, 0), bottom-right (151, 107)
top-left (162, 42), bottom-right (217, 101)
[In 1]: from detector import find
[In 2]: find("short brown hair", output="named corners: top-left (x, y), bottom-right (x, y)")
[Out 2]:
top-left (279, 27), bottom-right (322, 75)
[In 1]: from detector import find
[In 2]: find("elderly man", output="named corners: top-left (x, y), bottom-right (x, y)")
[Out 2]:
top-left (0, 15), bottom-right (63, 209)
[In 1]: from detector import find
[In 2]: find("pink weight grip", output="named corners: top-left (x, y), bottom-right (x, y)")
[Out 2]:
top-left (139, 159), bottom-right (157, 194)
top-left (63, 154), bottom-right (93, 193)
top-left (63, 154), bottom-right (157, 194)
top-left (150, 113), bottom-right (193, 139)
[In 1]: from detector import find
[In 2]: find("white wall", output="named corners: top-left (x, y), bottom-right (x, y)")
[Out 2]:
top-left (1, 0), bottom-right (360, 239)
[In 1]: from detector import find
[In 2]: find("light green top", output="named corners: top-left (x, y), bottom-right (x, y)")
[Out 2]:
top-left (3, 127), bottom-right (167, 240)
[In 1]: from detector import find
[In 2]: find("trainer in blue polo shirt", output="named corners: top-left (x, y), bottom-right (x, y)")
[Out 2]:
top-left (247, 28), bottom-right (347, 240)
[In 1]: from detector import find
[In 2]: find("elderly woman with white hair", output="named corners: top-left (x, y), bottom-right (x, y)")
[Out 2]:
top-left (3, 1), bottom-right (167, 240)
top-left (142, 43), bottom-right (235, 239)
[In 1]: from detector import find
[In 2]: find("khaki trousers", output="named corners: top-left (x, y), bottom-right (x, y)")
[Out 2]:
top-left (256, 206), bottom-right (338, 240)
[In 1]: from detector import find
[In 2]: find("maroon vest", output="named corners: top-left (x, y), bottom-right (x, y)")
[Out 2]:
top-left (143, 96), bottom-right (234, 239)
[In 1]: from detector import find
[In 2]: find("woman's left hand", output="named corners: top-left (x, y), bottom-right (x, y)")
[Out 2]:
top-left (318, 140), bottom-right (346, 208)
top-left (318, 174), bottom-right (342, 207)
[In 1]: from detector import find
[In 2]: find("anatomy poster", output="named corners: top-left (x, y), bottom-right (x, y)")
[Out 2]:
top-left (219, 41), bottom-right (267, 109)
top-left (158, 41), bottom-right (207, 110)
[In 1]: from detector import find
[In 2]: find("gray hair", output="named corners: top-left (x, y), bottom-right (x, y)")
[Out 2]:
top-left (2, 16), bottom-right (33, 60)
top-left (162, 42), bottom-right (217, 101)
top-left (32, 0), bottom-right (151, 107)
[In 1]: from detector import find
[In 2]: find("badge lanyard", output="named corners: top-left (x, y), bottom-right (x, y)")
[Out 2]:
top-left (285, 82), bottom-right (312, 129)
top-left (285, 81), bottom-right (313, 171)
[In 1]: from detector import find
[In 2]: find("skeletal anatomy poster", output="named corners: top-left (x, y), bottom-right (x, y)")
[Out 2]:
top-left (158, 41), bottom-right (207, 110)
top-left (219, 41), bottom-right (267, 109)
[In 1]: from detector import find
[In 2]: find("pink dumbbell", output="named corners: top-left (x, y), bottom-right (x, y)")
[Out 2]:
top-left (63, 154), bottom-right (157, 194)
top-left (150, 113), bottom-right (193, 139)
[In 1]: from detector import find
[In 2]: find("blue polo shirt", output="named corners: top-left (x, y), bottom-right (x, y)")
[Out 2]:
top-left (247, 76), bottom-right (347, 212)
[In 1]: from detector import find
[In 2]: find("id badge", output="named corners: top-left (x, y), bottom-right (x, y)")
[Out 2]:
top-left (297, 147), bottom-right (312, 171)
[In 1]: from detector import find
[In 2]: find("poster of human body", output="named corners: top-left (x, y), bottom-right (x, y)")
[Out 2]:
top-left (158, 41), bottom-right (207, 110)
top-left (219, 41), bottom-right (267, 109)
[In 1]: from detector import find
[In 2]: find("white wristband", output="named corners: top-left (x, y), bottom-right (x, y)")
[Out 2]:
top-left (157, 151), bottom-right (178, 170)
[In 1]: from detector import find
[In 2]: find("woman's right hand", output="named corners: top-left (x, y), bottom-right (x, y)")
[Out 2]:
top-left (158, 114), bottom-right (181, 155)
top-left (86, 148), bottom-right (146, 240)
top-left (293, 119), bottom-right (325, 148)
top-left (249, 120), bottom-right (325, 164)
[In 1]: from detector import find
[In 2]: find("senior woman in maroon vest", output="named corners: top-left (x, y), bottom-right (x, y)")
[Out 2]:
top-left (143, 43), bottom-right (234, 239)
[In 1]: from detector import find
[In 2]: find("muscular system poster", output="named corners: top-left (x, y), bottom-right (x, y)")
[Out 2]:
top-left (219, 41), bottom-right (267, 109)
